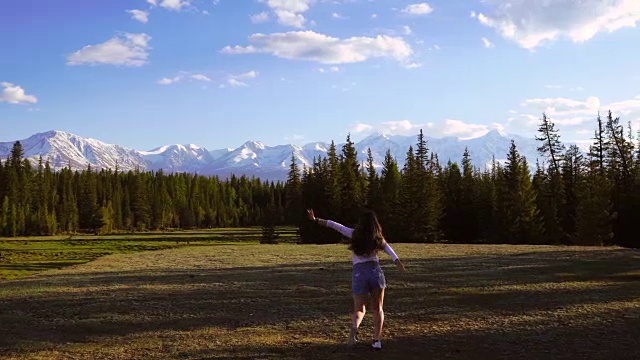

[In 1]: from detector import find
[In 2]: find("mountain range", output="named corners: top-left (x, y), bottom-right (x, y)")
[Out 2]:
top-left (0, 130), bottom-right (545, 181)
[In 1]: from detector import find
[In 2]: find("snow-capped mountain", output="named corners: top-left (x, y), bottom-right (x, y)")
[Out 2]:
top-left (0, 130), bottom-right (147, 171)
top-left (140, 144), bottom-right (216, 173)
top-left (0, 129), bottom-right (546, 181)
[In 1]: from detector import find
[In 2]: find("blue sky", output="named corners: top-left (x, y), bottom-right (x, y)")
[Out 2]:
top-left (1, 0), bottom-right (640, 151)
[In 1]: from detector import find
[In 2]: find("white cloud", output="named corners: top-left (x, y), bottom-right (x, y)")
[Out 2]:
top-left (402, 25), bottom-right (413, 35)
top-left (158, 72), bottom-right (211, 85)
top-left (317, 66), bottom-right (340, 73)
top-left (440, 119), bottom-right (493, 139)
top-left (351, 119), bottom-right (495, 139)
top-left (0, 82), bottom-right (38, 104)
top-left (228, 78), bottom-right (249, 87)
top-left (147, 0), bottom-right (191, 10)
top-left (402, 3), bottom-right (433, 15)
top-left (371, 14), bottom-right (378, 19)
top-left (380, 120), bottom-right (424, 135)
top-left (474, 0), bottom-right (640, 49)
top-left (127, 9), bottom-right (149, 23)
top-left (235, 70), bottom-right (258, 79)
top-left (506, 94), bottom-right (640, 139)
top-left (522, 96), bottom-right (601, 123)
top-left (481, 37), bottom-right (494, 48)
top-left (608, 95), bottom-right (640, 116)
top-left (545, 84), bottom-right (563, 89)
top-left (158, 76), bottom-right (181, 85)
top-left (223, 70), bottom-right (259, 88)
top-left (67, 33), bottom-right (151, 67)
top-left (221, 31), bottom-right (413, 65)
top-left (404, 62), bottom-right (423, 69)
top-left (332, 12), bottom-right (346, 19)
top-left (251, 12), bottom-right (270, 23)
top-left (190, 74), bottom-right (211, 82)
top-left (159, 0), bottom-right (190, 11)
top-left (351, 123), bottom-right (374, 133)
top-left (260, 0), bottom-right (314, 28)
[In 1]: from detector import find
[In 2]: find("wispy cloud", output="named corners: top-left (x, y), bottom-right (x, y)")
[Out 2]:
top-left (127, 9), bottom-right (149, 23)
top-left (473, 0), bottom-right (640, 49)
top-left (0, 82), bottom-right (38, 104)
top-left (402, 3), bottom-right (434, 15)
top-left (66, 33), bottom-right (151, 67)
top-left (481, 37), bottom-right (495, 48)
top-left (222, 31), bottom-right (414, 65)
top-left (158, 72), bottom-right (211, 85)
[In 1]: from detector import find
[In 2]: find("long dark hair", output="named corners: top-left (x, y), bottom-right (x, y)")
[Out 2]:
top-left (349, 210), bottom-right (387, 256)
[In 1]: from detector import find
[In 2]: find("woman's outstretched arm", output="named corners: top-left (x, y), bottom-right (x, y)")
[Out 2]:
top-left (306, 209), bottom-right (354, 238)
top-left (383, 241), bottom-right (406, 272)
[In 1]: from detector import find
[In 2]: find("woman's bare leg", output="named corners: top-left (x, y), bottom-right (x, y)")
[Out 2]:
top-left (350, 294), bottom-right (368, 343)
top-left (371, 288), bottom-right (385, 341)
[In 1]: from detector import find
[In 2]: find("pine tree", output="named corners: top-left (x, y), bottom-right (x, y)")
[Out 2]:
top-left (426, 152), bottom-right (444, 242)
top-left (535, 113), bottom-right (566, 244)
top-left (285, 152), bottom-right (303, 226)
top-left (260, 205), bottom-right (279, 244)
top-left (0, 196), bottom-right (8, 236)
top-left (325, 141), bottom-right (342, 220)
top-left (339, 134), bottom-right (363, 225)
top-left (589, 113), bottom-right (606, 175)
top-left (379, 149), bottom-right (401, 238)
top-left (459, 148), bottom-right (479, 243)
top-left (365, 148), bottom-right (382, 212)
top-left (498, 141), bottom-right (542, 244)
top-left (442, 161), bottom-right (463, 242)
top-left (561, 145), bottom-right (583, 243)
top-left (536, 113), bottom-right (565, 174)
top-left (604, 110), bottom-right (636, 246)
top-left (575, 171), bottom-right (613, 246)
top-left (398, 145), bottom-right (421, 242)
top-left (80, 166), bottom-right (106, 233)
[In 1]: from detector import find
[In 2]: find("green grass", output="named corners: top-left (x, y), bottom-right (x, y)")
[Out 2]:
top-left (0, 227), bottom-right (298, 280)
top-left (0, 243), bottom-right (639, 359)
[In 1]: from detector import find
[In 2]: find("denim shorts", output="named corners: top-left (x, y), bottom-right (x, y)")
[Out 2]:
top-left (352, 261), bottom-right (386, 295)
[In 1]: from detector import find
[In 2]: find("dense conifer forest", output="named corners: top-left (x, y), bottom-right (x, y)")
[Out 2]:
top-left (1, 111), bottom-right (638, 248)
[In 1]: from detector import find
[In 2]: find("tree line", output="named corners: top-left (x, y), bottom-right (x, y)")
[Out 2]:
top-left (0, 145), bottom-right (287, 236)
top-left (292, 111), bottom-right (640, 248)
top-left (1, 110), bottom-right (638, 248)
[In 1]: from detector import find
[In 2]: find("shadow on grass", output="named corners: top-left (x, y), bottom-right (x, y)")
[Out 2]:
top-left (179, 322), bottom-right (640, 360)
top-left (0, 261), bottom-right (82, 272)
top-left (0, 248), bottom-right (638, 359)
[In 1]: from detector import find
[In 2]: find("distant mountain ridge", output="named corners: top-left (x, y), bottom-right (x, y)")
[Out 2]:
top-left (0, 130), bottom-right (545, 181)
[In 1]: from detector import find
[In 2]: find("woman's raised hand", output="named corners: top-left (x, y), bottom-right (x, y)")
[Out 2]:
top-left (306, 209), bottom-right (315, 221)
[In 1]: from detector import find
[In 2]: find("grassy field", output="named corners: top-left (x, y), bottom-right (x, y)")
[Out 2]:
top-left (0, 242), bottom-right (639, 359)
top-left (0, 227), bottom-right (297, 280)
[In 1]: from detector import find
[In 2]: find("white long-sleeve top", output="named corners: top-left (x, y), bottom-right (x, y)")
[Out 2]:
top-left (326, 220), bottom-right (399, 265)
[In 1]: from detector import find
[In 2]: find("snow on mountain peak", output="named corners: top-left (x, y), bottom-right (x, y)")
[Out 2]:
top-left (242, 140), bottom-right (265, 150)
top-left (0, 129), bottom-right (545, 181)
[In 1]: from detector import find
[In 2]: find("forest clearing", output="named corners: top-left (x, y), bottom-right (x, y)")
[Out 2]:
top-left (1, 242), bottom-right (639, 360)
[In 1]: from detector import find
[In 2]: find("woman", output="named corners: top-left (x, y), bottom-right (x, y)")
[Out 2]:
top-left (306, 208), bottom-right (405, 350)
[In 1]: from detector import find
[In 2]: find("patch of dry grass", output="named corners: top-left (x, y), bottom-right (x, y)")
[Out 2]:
top-left (1, 244), bottom-right (639, 359)
top-left (0, 227), bottom-right (297, 280)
